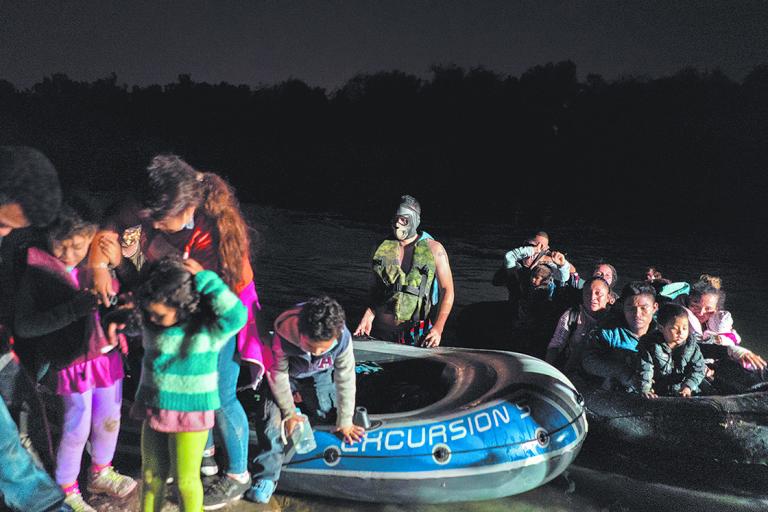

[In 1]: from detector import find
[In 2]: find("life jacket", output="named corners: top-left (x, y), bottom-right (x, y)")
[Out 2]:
top-left (372, 237), bottom-right (436, 324)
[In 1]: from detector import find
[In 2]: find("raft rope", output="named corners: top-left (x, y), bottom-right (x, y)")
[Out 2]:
top-left (283, 407), bottom-right (586, 465)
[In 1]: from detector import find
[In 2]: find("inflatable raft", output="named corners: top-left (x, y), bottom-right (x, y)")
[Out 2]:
top-left (239, 339), bottom-right (588, 503)
top-left (573, 374), bottom-right (768, 498)
top-left (457, 301), bottom-right (768, 497)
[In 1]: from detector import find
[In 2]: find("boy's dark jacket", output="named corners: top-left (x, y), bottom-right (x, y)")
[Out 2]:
top-left (636, 330), bottom-right (706, 394)
top-left (14, 246), bottom-right (113, 372)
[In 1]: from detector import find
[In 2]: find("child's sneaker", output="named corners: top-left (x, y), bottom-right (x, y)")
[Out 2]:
top-left (202, 474), bottom-right (250, 510)
top-left (245, 479), bottom-right (276, 504)
top-left (201, 454), bottom-right (219, 477)
top-left (86, 465), bottom-right (138, 498)
top-left (64, 489), bottom-right (97, 512)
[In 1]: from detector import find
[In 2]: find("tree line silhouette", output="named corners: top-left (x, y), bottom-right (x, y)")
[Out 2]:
top-left (1, 60), bottom-right (766, 229)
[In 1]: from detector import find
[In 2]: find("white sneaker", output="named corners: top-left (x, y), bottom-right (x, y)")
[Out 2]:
top-left (86, 465), bottom-right (138, 498)
top-left (64, 490), bottom-right (97, 512)
top-left (201, 454), bottom-right (219, 477)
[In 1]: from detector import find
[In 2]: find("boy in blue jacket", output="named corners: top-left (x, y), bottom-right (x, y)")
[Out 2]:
top-left (582, 282), bottom-right (659, 391)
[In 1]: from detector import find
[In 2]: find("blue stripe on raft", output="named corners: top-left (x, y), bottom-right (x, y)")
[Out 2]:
top-left (285, 396), bottom-right (583, 474)
top-left (285, 443), bottom-right (581, 479)
top-left (283, 445), bottom-right (578, 480)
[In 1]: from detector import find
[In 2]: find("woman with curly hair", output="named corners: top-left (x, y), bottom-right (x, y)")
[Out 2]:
top-left (89, 154), bottom-right (266, 508)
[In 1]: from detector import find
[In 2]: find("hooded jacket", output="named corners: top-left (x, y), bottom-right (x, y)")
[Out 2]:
top-left (14, 246), bottom-right (114, 371)
top-left (685, 307), bottom-right (750, 362)
top-left (636, 331), bottom-right (706, 394)
top-left (268, 306), bottom-right (356, 427)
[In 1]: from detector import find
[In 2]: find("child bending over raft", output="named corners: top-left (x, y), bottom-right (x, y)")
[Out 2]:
top-left (636, 303), bottom-right (707, 398)
top-left (247, 296), bottom-right (365, 504)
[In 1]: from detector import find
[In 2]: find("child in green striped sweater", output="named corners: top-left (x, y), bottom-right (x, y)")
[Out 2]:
top-left (131, 257), bottom-right (247, 512)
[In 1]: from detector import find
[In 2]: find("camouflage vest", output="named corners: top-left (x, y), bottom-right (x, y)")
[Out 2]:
top-left (372, 238), bottom-right (436, 324)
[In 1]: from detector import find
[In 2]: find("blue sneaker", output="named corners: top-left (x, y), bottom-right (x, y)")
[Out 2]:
top-left (245, 479), bottom-right (277, 504)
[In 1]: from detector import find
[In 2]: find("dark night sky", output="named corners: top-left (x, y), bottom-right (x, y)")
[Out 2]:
top-left (2, 1), bottom-right (767, 90)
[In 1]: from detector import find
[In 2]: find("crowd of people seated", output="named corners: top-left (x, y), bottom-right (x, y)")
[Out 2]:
top-left (496, 231), bottom-right (767, 398)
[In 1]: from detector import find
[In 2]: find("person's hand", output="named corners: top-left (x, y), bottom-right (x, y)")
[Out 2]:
top-left (739, 350), bottom-right (767, 371)
top-left (550, 251), bottom-right (566, 267)
top-left (421, 327), bottom-right (442, 348)
top-left (98, 233), bottom-right (123, 268)
top-left (353, 318), bottom-right (372, 336)
top-left (354, 310), bottom-right (374, 337)
top-left (105, 321), bottom-right (128, 353)
top-left (92, 267), bottom-right (115, 306)
top-left (182, 258), bottom-right (204, 275)
top-left (333, 424), bottom-right (366, 444)
top-left (642, 390), bottom-right (658, 399)
top-left (714, 334), bottom-right (735, 345)
top-left (679, 386), bottom-right (692, 398)
top-left (705, 366), bottom-right (716, 380)
top-left (284, 414), bottom-right (305, 437)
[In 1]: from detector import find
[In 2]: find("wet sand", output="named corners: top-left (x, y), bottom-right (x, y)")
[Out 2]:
top-left (85, 477), bottom-right (588, 512)
top-left (88, 481), bottom-right (279, 512)
top-left (80, 466), bottom-right (593, 512)
top-left (73, 466), bottom-right (768, 512)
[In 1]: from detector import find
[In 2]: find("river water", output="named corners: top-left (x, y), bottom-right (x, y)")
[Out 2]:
top-left (239, 205), bottom-right (768, 511)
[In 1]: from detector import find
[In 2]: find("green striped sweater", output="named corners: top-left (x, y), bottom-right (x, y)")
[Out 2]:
top-left (135, 270), bottom-right (247, 412)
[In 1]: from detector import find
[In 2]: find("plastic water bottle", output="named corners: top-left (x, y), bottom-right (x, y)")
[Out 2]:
top-left (289, 408), bottom-right (316, 454)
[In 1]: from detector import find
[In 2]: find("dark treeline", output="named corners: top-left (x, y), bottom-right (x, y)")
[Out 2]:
top-left (1, 60), bottom-right (767, 230)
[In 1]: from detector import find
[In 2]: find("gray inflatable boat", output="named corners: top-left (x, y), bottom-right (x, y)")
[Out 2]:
top-left (270, 339), bottom-right (588, 503)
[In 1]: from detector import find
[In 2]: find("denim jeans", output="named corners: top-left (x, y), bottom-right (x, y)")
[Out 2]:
top-left (0, 357), bottom-right (56, 473)
top-left (205, 336), bottom-right (249, 474)
top-left (0, 362), bottom-right (66, 511)
top-left (291, 369), bottom-right (337, 425)
top-left (249, 368), bottom-right (337, 485)
top-left (248, 389), bottom-right (284, 483)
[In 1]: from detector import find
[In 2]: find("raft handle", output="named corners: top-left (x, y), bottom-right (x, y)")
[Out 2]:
top-left (553, 381), bottom-right (585, 408)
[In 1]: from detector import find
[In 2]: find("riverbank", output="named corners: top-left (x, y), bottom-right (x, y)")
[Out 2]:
top-left (62, 204), bottom-right (768, 512)
top-left (82, 472), bottom-right (589, 512)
